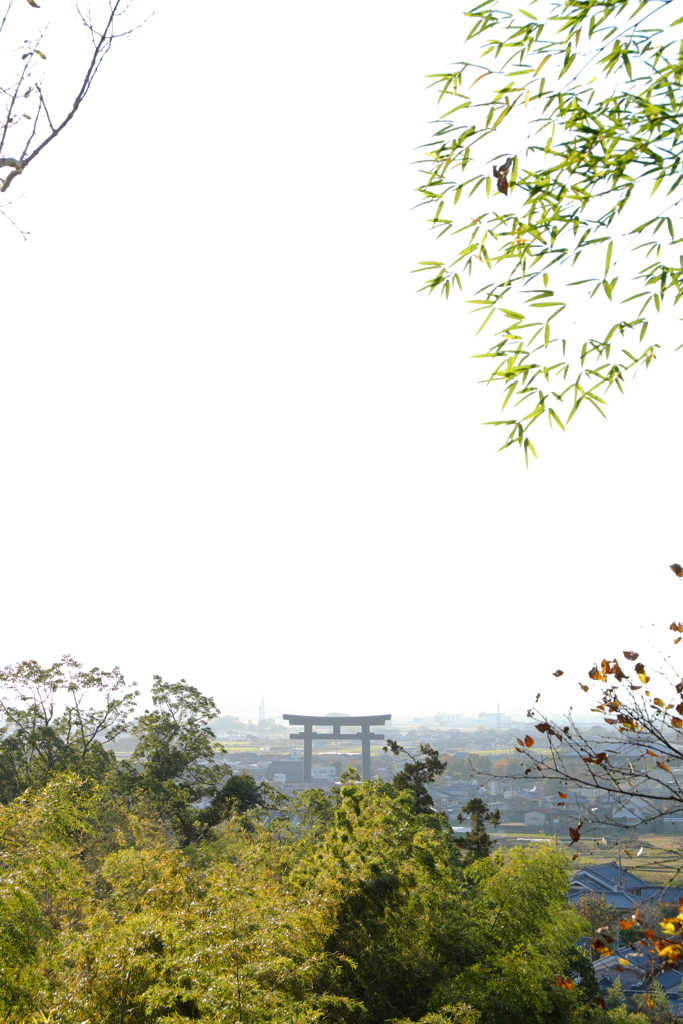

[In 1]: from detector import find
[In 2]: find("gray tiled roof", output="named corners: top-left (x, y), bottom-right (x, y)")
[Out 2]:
top-left (577, 861), bottom-right (647, 889)
top-left (640, 887), bottom-right (683, 903)
top-left (568, 890), bottom-right (640, 909)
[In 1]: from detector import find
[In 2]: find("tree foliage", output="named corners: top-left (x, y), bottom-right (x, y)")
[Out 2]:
top-left (384, 738), bottom-right (448, 812)
top-left (454, 797), bottom-right (501, 865)
top-left (0, 671), bottom-right (603, 1024)
top-left (416, 0), bottom-right (683, 457)
top-left (0, 654), bottom-right (137, 801)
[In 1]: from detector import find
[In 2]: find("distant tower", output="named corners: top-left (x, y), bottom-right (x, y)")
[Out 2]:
top-left (258, 698), bottom-right (266, 737)
top-left (496, 702), bottom-right (502, 730)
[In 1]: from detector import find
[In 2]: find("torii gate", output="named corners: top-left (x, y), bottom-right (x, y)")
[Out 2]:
top-left (283, 713), bottom-right (391, 783)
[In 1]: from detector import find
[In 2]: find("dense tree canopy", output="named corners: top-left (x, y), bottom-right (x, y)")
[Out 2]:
top-left (4, 655), bottom-right (679, 1021)
top-left (417, 0), bottom-right (683, 458)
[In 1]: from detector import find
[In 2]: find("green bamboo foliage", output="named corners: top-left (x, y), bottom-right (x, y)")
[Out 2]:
top-left (416, 0), bottom-right (683, 456)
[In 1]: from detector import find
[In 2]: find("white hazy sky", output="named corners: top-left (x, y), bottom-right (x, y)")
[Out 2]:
top-left (1, 0), bottom-right (682, 723)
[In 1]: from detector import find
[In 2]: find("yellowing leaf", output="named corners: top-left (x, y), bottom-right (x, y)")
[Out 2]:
top-left (34, 50), bottom-right (46, 59)
top-left (26, 0), bottom-right (40, 6)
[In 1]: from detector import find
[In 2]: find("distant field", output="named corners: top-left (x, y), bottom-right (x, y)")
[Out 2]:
top-left (463, 748), bottom-right (516, 756)
top-left (496, 831), bottom-right (683, 883)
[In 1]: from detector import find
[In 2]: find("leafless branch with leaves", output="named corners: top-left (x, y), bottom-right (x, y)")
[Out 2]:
top-left (0, 0), bottom-right (144, 207)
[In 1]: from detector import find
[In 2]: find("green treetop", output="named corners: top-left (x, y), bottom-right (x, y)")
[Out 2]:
top-left (417, 0), bottom-right (683, 459)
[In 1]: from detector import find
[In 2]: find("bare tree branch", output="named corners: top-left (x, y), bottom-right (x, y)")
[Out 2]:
top-left (0, 0), bottom-right (144, 195)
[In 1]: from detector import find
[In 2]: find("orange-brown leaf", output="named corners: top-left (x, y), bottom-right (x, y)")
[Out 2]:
top-left (553, 669), bottom-right (564, 677)
top-left (671, 563), bottom-right (683, 578)
top-left (623, 651), bottom-right (639, 661)
top-left (568, 821), bottom-right (584, 844)
top-left (583, 752), bottom-right (609, 765)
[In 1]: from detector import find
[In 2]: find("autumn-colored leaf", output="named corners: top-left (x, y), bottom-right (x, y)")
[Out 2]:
top-left (493, 156), bottom-right (513, 195)
top-left (559, 792), bottom-right (568, 798)
top-left (619, 919), bottom-right (635, 929)
top-left (671, 622), bottom-right (683, 633)
top-left (636, 663), bottom-right (650, 684)
top-left (657, 761), bottom-right (672, 773)
top-left (554, 976), bottom-right (575, 989)
top-left (524, 735), bottom-right (535, 747)
top-left (34, 49), bottom-right (46, 59)
top-left (671, 563), bottom-right (683, 578)
top-left (583, 752), bottom-right (609, 765)
top-left (675, 638), bottom-right (682, 645)
top-left (672, 717), bottom-right (683, 729)
top-left (568, 821), bottom-right (584, 844)
top-left (595, 997), bottom-right (606, 1009)
top-left (579, 683), bottom-right (589, 692)
top-left (592, 937), bottom-right (611, 953)
top-left (653, 697), bottom-right (665, 707)
top-left (535, 722), bottom-right (560, 737)
top-left (589, 665), bottom-right (606, 681)
top-left (623, 651), bottom-right (639, 660)
top-left (25, 0), bottom-right (40, 7)
top-left (553, 669), bottom-right (564, 677)
top-left (656, 942), bottom-right (683, 960)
